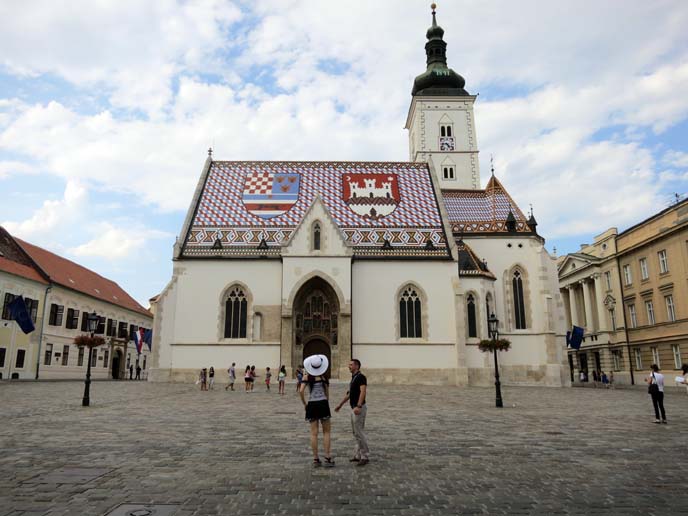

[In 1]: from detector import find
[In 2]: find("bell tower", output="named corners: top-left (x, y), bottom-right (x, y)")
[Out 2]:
top-left (405, 4), bottom-right (480, 190)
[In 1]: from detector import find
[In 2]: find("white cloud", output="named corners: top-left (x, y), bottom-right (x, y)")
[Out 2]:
top-left (0, 0), bottom-right (687, 251)
top-left (2, 180), bottom-right (87, 240)
top-left (69, 224), bottom-right (171, 260)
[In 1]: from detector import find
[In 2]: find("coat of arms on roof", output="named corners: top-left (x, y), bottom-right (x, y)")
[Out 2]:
top-left (242, 170), bottom-right (300, 219)
top-left (342, 173), bottom-right (400, 220)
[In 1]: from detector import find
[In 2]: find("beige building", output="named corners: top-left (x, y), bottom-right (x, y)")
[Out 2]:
top-left (0, 227), bottom-right (153, 380)
top-left (558, 199), bottom-right (688, 385)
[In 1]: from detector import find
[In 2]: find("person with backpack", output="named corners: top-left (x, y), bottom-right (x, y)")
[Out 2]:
top-left (646, 364), bottom-right (667, 424)
top-left (299, 355), bottom-right (334, 467)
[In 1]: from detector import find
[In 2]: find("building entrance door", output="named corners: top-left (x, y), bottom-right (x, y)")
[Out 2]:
top-left (112, 350), bottom-right (122, 380)
top-left (593, 351), bottom-right (601, 374)
top-left (579, 353), bottom-right (588, 381)
top-left (303, 339), bottom-right (331, 379)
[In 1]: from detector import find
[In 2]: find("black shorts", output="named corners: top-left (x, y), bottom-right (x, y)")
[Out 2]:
top-left (305, 400), bottom-right (331, 422)
top-left (245, 377), bottom-right (254, 383)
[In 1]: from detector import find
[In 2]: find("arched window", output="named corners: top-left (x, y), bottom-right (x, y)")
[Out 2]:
top-left (513, 271), bottom-right (527, 329)
top-left (443, 166), bottom-right (455, 179)
top-left (440, 126), bottom-right (446, 137)
top-left (467, 294), bottom-right (477, 338)
top-left (313, 222), bottom-right (321, 251)
top-left (224, 286), bottom-right (247, 338)
top-left (399, 286), bottom-right (422, 338)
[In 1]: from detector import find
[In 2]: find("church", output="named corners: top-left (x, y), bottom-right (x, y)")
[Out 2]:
top-left (150, 7), bottom-right (570, 387)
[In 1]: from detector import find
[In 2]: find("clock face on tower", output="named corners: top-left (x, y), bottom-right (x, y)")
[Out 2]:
top-left (439, 136), bottom-right (455, 151)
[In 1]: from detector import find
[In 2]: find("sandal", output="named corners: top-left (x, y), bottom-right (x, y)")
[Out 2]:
top-left (324, 457), bottom-right (335, 467)
top-left (313, 458), bottom-right (322, 467)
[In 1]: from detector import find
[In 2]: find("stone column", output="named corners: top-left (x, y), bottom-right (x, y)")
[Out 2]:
top-left (593, 273), bottom-right (608, 332)
top-left (581, 279), bottom-right (594, 333)
top-left (567, 285), bottom-right (579, 327)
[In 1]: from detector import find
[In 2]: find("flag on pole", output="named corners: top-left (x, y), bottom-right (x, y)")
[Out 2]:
top-left (144, 329), bottom-right (152, 352)
top-left (134, 328), bottom-right (145, 354)
top-left (9, 296), bottom-right (35, 334)
top-left (568, 325), bottom-right (584, 350)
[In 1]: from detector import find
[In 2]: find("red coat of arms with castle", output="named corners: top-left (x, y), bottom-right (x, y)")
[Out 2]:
top-left (343, 173), bottom-right (400, 220)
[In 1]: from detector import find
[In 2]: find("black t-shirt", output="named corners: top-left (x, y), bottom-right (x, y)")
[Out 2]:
top-left (349, 372), bottom-right (367, 409)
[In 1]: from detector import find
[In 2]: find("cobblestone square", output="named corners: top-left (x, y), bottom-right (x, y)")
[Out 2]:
top-left (1, 381), bottom-right (687, 515)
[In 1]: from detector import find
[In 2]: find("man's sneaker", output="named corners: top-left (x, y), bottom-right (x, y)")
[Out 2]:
top-left (654, 419), bottom-right (661, 424)
top-left (356, 459), bottom-right (369, 466)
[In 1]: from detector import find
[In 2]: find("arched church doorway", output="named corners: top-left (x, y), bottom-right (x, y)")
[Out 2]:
top-left (303, 338), bottom-right (331, 378)
top-left (112, 349), bottom-right (122, 380)
top-left (292, 276), bottom-right (340, 378)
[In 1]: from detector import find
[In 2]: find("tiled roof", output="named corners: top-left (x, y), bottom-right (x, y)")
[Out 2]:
top-left (456, 240), bottom-right (495, 280)
top-left (0, 255), bottom-right (48, 284)
top-left (15, 239), bottom-right (151, 317)
top-left (442, 176), bottom-right (532, 234)
top-left (183, 161), bottom-right (449, 258)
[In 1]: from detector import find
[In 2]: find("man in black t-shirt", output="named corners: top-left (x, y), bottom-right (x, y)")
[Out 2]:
top-left (335, 359), bottom-right (369, 465)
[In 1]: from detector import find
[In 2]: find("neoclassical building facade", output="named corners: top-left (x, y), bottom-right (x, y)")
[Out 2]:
top-left (151, 9), bottom-right (569, 386)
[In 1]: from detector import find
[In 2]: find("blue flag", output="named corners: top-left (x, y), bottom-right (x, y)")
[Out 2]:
top-left (9, 296), bottom-right (35, 334)
top-left (144, 329), bottom-right (152, 351)
top-left (568, 325), bottom-right (584, 350)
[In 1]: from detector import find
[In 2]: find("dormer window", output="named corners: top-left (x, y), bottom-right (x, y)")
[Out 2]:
top-left (313, 222), bottom-right (321, 251)
top-left (443, 166), bottom-right (455, 180)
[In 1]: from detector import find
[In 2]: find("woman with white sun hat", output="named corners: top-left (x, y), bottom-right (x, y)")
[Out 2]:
top-left (299, 354), bottom-right (334, 467)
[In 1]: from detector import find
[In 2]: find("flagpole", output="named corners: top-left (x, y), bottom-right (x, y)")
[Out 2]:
top-left (35, 285), bottom-right (52, 380)
top-left (8, 317), bottom-right (18, 380)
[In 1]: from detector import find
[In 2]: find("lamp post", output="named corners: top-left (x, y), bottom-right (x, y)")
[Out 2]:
top-left (82, 312), bottom-right (100, 407)
top-left (488, 313), bottom-right (504, 408)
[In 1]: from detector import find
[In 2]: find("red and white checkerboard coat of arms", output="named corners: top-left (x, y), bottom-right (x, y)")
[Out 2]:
top-left (242, 171), bottom-right (300, 219)
top-left (342, 173), bottom-right (400, 220)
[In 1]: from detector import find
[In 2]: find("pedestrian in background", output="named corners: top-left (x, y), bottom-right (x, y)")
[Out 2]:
top-left (135, 363), bottom-right (142, 380)
top-left (278, 365), bottom-right (287, 395)
top-left (226, 362), bottom-right (236, 391)
top-left (129, 364), bottom-right (134, 380)
top-left (250, 365), bottom-right (257, 391)
top-left (681, 364), bottom-right (688, 394)
top-left (244, 365), bottom-right (252, 392)
top-left (208, 366), bottom-right (215, 390)
top-left (646, 364), bottom-right (667, 424)
top-left (199, 368), bottom-right (208, 391)
top-left (265, 367), bottom-right (272, 391)
top-left (296, 365), bottom-right (304, 392)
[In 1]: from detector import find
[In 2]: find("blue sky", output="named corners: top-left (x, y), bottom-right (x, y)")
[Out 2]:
top-left (1, 0), bottom-right (687, 306)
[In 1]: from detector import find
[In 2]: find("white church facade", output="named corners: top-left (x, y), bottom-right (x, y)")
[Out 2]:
top-left (150, 8), bottom-right (570, 387)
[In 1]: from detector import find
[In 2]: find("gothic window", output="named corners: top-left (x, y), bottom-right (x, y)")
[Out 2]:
top-left (467, 294), bottom-right (478, 338)
top-left (512, 271), bottom-right (527, 329)
top-left (313, 222), bottom-right (321, 251)
top-left (224, 286), bottom-right (247, 338)
top-left (439, 121), bottom-right (455, 151)
top-left (443, 166), bottom-right (455, 180)
top-left (399, 286), bottom-right (423, 338)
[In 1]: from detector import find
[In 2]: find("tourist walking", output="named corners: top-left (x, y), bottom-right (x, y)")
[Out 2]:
top-left (300, 354), bottom-right (334, 467)
top-left (208, 366), bottom-right (215, 389)
top-left (226, 362), bottom-right (236, 391)
top-left (244, 365), bottom-right (252, 391)
top-left (646, 364), bottom-right (667, 424)
top-left (135, 363), bottom-right (142, 380)
top-left (199, 368), bottom-right (208, 391)
top-left (129, 364), bottom-right (134, 380)
top-left (681, 364), bottom-right (688, 394)
top-left (335, 359), bottom-right (369, 466)
top-left (265, 367), bottom-right (272, 391)
top-left (601, 371), bottom-right (609, 388)
top-left (296, 365), bottom-right (304, 392)
top-left (250, 365), bottom-right (257, 391)
top-left (278, 365), bottom-right (287, 395)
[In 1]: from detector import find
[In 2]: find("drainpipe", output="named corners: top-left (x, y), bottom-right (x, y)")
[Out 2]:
top-left (614, 253), bottom-right (634, 385)
top-left (34, 284), bottom-right (52, 380)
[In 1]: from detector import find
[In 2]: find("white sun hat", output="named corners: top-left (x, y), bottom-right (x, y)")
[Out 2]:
top-left (303, 354), bottom-right (329, 376)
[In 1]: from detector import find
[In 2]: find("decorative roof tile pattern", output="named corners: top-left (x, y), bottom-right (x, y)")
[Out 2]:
top-left (16, 239), bottom-right (151, 317)
top-left (442, 176), bottom-right (532, 234)
top-left (456, 240), bottom-right (495, 280)
top-left (184, 161), bottom-right (449, 258)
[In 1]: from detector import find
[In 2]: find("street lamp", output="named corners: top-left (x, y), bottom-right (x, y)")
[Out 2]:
top-left (82, 312), bottom-right (100, 407)
top-left (488, 313), bottom-right (504, 408)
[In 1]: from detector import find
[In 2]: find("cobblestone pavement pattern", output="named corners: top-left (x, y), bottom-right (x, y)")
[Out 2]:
top-left (1, 381), bottom-right (687, 515)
